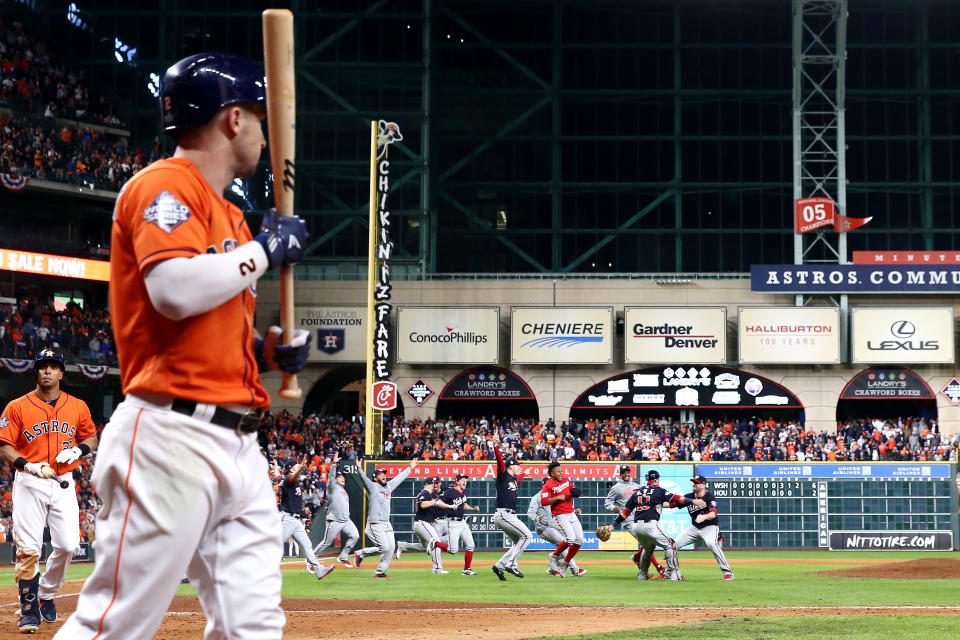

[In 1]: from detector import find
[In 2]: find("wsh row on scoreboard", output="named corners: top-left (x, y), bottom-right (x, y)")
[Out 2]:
top-left (350, 461), bottom-right (958, 552)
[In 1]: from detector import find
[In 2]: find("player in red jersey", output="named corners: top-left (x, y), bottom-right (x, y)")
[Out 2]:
top-left (540, 462), bottom-right (586, 578)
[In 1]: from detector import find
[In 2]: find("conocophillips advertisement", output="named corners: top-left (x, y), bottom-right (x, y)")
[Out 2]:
top-left (625, 306), bottom-right (726, 364)
top-left (738, 307), bottom-right (840, 364)
top-left (851, 307), bottom-right (954, 364)
top-left (511, 307), bottom-right (614, 364)
top-left (396, 306), bottom-right (500, 364)
top-left (296, 306), bottom-right (367, 362)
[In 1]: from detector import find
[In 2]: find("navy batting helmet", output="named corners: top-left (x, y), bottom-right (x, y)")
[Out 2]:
top-left (160, 53), bottom-right (266, 136)
top-left (645, 469), bottom-right (660, 482)
top-left (35, 348), bottom-right (65, 374)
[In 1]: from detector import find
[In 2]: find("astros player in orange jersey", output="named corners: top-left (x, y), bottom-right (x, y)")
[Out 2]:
top-left (0, 349), bottom-right (98, 634)
top-left (54, 53), bottom-right (310, 640)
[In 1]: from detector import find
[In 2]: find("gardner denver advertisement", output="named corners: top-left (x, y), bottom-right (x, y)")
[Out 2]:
top-left (511, 307), bottom-right (613, 365)
top-left (851, 307), bottom-right (954, 364)
top-left (625, 306), bottom-right (726, 364)
top-left (295, 306), bottom-right (367, 362)
top-left (396, 306), bottom-right (499, 364)
top-left (738, 307), bottom-right (840, 364)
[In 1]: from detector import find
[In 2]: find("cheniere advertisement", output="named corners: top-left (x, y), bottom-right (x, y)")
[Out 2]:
top-left (511, 306), bottom-right (614, 365)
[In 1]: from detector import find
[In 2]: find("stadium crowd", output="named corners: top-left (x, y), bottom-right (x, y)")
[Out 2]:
top-left (0, 294), bottom-right (118, 366)
top-left (0, 16), bottom-right (124, 126)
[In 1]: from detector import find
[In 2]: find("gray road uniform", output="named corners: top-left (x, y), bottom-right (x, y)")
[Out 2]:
top-left (674, 489), bottom-right (733, 578)
top-left (526, 492), bottom-right (581, 575)
top-left (604, 479), bottom-right (642, 533)
top-left (354, 466), bottom-right (413, 575)
top-left (312, 462), bottom-right (360, 565)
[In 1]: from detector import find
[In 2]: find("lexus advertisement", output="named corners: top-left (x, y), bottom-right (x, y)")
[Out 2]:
top-left (850, 307), bottom-right (954, 364)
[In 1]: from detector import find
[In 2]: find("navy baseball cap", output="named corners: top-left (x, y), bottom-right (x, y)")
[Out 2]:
top-left (505, 457), bottom-right (519, 466)
top-left (374, 468), bottom-right (388, 476)
top-left (691, 475), bottom-right (707, 485)
top-left (455, 473), bottom-right (469, 481)
top-left (426, 475), bottom-right (441, 484)
top-left (618, 465), bottom-right (632, 474)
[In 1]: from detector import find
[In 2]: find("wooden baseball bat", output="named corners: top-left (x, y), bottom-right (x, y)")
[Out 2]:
top-left (263, 9), bottom-right (301, 399)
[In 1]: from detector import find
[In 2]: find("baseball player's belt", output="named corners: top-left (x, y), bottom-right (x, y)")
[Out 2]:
top-left (450, 517), bottom-right (465, 521)
top-left (171, 398), bottom-right (264, 434)
top-left (496, 508), bottom-right (515, 513)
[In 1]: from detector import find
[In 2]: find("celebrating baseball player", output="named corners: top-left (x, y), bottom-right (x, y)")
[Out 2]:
top-left (354, 458), bottom-right (417, 577)
top-left (675, 475), bottom-right (734, 580)
top-left (541, 461), bottom-right (586, 578)
top-left (440, 473), bottom-right (481, 575)
top-left (0, 349), bottom-right (98, 633)
top-left (490, 432), bottom-right (531, 581)
top-left (312, 451), bottom-right (360, 568)
top-left (55, 53), bottom-right (311, 640)
top-left (598, 470), bottom-right (705, 581)
top-left (414, 476), bottom-right (453, 574)
top-left (605, 465), bottom-right (665, 578)
top-left (277, 457), bottom-right (334, 579)
top-left (526, 482), bottom-right (585, 577)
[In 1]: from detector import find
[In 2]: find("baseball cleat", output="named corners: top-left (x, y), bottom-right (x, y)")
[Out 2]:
top-left (462, 569), bottom-right (478, 575)
top-left (556, 560), bottom-right (569, 578)
top-left (637, 572), bottom-right (649, 581)
top-left (39, 599), bottom-right (56, 623)
top-left (315, 565), bottom-right (335, 580)
top-left (547, 568), bottom-right (559, 576)
top-left (723, 573), bottom-right (735, 580)
top-left (395, 546), bottom-right (402, 560)
top-left (657, 566), bottom-right (666, 577)
top-left (491, 565), bottom-right (507, 581)
top-left (428, 540), bottom-right (436, 553)
top-left (354, 551), bottom-right (363, 568)
top-left (373, 572), bottom-right (390, 578)
top-left (571, 568), bottom-right (587, 577)
top-left (505, 566), bottom-right (524, 578)
top-left (432, 569), bottom-right (450, 574)
top-left (18, 598), bottom-right (40, 634)
top-left (340, 560), bottom-right (354, 568)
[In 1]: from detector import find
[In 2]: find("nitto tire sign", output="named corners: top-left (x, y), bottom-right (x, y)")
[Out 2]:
top-left (830, 531), bottom-right (953, 551)
top-left (625, 306), bottom-right (726, 364)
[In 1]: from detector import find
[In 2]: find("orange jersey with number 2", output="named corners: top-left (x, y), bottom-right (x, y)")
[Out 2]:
top-left (0, 391), bottom-right (96, 474)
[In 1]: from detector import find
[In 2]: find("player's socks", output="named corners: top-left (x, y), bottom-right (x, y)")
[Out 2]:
top-left (552, 541), bottom-right (568, 557)
top-left (435, 541), bottom-right (449, 551)
top-left (563, 544), bottom-right (580, 563)
top-left (464, 550), bottom-right (473, 570)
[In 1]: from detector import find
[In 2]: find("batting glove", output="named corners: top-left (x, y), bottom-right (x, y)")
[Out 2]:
top-left (24, 462), bottom-right (47, 478)
top-left (56, 446), bottom-right (83, 465)
top-left (258, 326), bottom-right (312, 374)
top-left (254, 208), bottom-right (308, 269)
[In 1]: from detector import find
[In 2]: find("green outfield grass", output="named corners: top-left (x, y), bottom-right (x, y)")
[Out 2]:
top-left (270, 550), bottom-right (960, 606)
top-left (5, 550), bottom-right (957, 608)
top-left (530, 616), bottom-right (959, 640)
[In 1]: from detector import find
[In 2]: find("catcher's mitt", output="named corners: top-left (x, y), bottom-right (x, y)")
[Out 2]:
top-left (595, 527), bottom-right (611, 542)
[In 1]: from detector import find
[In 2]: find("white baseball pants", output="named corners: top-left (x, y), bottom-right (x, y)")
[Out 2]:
top-left (313, 519), bottom-right (360, 563)
top-left (674, 524), bottom-right (732, 574)
top-left (536, 524), bottom-right (581, 573)
top-left (632, 520), bottom-right (681, 580)
top-left (444, 519), bottom-right (475, 553)
top-left (53, 397), bottom-right (284, 640)
top-left (413, 520), bottom-right (444, 571)
top-left (553, 512), bottom-right (586, 546)
top-left (12, 470), bottom-right (79, 599)
top-left (492, 509), bottom-right (531, 570)
top-left (280, 512), bottom-right (323, 571)
top-left (356, 521), bottom-right (395, 574)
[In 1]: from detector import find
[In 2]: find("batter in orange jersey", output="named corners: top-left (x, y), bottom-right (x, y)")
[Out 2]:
top-left (55, 53), bottom-right (311, 640)
top-left (0, 349), bottom-right (97, 633)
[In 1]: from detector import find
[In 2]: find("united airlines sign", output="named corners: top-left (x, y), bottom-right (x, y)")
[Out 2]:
top-left (751, 264), bottom-right (960, 293)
